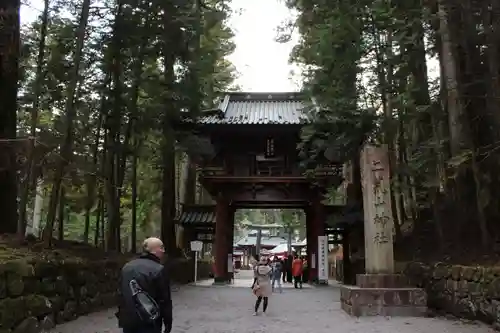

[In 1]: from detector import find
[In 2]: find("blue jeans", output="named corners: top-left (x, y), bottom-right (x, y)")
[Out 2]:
top-left (272, 275), bottom-right (282, 293)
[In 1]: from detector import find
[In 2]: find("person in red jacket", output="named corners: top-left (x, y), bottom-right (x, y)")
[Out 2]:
top-left (292, 255), bottom-right (303, 289)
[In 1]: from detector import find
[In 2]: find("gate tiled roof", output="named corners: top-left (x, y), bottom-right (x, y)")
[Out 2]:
top-left (176, 205), bottom-right (216, 226)
top-left (197, 92), bottom-right (310, 125)
top-left (177, 210), bottom-right (216, 225)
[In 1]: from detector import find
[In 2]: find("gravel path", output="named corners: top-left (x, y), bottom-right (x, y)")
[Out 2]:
top-left (48, 279), bottom-right (496, 333)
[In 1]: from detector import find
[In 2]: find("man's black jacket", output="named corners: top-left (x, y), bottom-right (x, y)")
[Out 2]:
top-left (117, 253), bottom-right (172, 332)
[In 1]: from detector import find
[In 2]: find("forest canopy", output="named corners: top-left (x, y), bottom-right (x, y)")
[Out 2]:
top-left (1, 0), bottom-right (500, 263)
top-left (0, 0), bottom-right (239, 252)
top-left (284, 0), bottom-right (500, 259)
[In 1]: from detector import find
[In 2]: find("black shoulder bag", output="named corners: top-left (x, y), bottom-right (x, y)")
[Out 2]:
top-left (129, 279), bottom-right (160, 324)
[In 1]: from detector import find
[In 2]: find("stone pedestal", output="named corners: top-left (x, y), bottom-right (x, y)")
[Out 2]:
top-left (340, 274), bottom-right (427, 316)
top-left (340, 145), bottom-right (426, 317)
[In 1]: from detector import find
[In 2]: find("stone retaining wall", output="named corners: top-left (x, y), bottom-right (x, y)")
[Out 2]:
top-left (405, 262), bottom-right (500, 326)
top-left (0, 256), bottom-right (210, 333)
top-left (0, 257), bottom-right (125, 333)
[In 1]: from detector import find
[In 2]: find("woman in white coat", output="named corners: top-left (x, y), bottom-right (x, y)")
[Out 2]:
top-left (252, 257), bottom-right (272, 315)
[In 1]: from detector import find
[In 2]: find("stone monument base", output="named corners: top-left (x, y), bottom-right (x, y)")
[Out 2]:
top-left (340, 274), bottom-right (427, 317)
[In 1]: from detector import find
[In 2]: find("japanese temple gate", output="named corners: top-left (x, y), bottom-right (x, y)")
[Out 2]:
top-left (179, 92), bottom-right (358, 283)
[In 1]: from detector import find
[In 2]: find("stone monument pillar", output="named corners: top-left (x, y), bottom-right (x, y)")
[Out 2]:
top-left (361, 145), bottom-right (394, 274)
top-left (340, 145), bottom-right (427, 316)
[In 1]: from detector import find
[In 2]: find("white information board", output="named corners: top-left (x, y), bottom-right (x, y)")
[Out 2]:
top-left (317, 236), bottom-right (329, 282)
top-left (190, 240), bottom-right (203, 252)
top-left (190, 240), bottom-right (203, 284)
top-left (227, 254), bottom-right (233, 272)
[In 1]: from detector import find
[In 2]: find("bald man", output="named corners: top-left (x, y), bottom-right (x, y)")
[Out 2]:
top-left (116, 237), bottom-right (172, 333)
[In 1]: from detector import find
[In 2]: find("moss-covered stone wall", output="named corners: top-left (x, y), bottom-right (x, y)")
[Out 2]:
top-left (0, 255), bottom-right (211, 333)
top-left (405, 262), bottom-right (500, 326)
top-left (0, 256), bottom-right (125, 333)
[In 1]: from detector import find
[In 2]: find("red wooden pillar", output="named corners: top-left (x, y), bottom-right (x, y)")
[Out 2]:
top-left (214, 195), bottom-right (228, 283)
top-left (309, 198), bottom-right (325, 283)
top-left (227, 207), bottom-right (235, 255)
top-left (227, 207), bottom-right (235, 282)
top-left (305, 207), bottom-right (313, 282)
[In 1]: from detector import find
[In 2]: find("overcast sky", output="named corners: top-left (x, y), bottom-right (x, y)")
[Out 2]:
top-left (20, 0), bottom-right (300, 93)
top-left (227, 0), bottom-right (300, 92)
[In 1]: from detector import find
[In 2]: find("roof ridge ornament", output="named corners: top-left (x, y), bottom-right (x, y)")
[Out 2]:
top-left (216, 94), bottom-right (231, 117)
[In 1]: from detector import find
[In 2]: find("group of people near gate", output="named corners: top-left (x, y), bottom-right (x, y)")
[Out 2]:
top-left (250, 253), bottom-right (308, 316)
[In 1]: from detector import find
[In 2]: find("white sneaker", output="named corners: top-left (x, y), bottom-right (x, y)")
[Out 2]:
top-left (253, 312), bottom-right (258, 316)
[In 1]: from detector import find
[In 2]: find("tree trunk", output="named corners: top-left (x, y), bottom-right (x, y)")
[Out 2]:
top-left (117, 7), bottom-right (150, 251)
top-left (57, 187), bottom-right (65, 241)
top-left (176, 153), bottom-right (184, 211)
top-left (42, 0), bottom-right (91, 246)
top-left (17, 0), bottom-right (50, 237)
top-left (83, 90), bottom-right (106, 243)
top-left (104, 129), bottom-right (119, 250)
top-left (438, 0), bottom-right (467, 156)
top-left (483, 0), bottom-right (500, 129)
top-left (437, 0), bottom-right (490, 248)
top-left (131, 136), bottom-right (138, 253)
top-left (162, 126), bottom-right (177, 255)
top-left (0, 0), bottom-right (20, 234)
top-left (94, 194), bottom-right (103, 247)
top-left (160, 1), bottom-right (178, 256)
top-left (183, 158), bottom-right (197, 205)
top-left (27, 179), bottom-right (44, 238)
top-left (105, 0), bottom-right (126, 251)
top-left (96, 128), bottom-right (108, 248)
